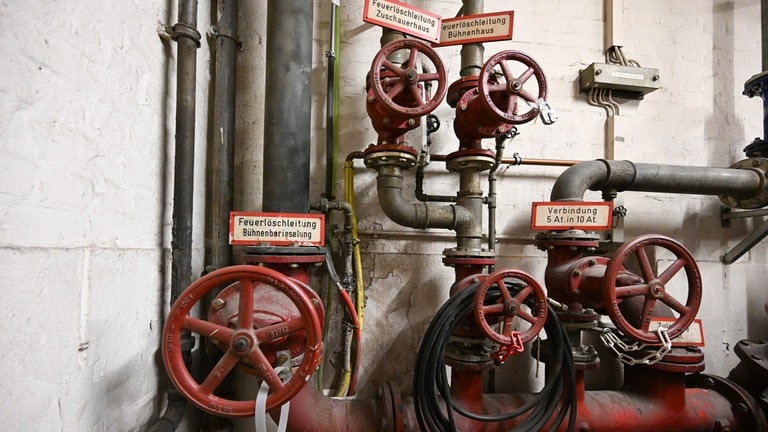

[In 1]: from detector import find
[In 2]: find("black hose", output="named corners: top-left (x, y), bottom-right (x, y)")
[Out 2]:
top-left (414, 281), bottom-right (576, 432)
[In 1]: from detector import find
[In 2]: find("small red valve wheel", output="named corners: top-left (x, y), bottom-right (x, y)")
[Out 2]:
top-left (369, 38), bottom-right (447, 117)
top-left (478, 50), bottom-right (548, 125)
top-left (473, 269), bottom-right (548, 346)
top-left (603, 235), bottom-right (703, 344)
top-left (162, 265), bottom-right (323, 417)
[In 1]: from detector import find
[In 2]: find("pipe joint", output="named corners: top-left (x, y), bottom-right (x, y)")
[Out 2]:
top-left (601, 159), bottom-right (637, 191)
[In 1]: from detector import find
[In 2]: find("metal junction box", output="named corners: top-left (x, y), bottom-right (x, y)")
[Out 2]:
top-left (579, 62), bottom-right (660, 98)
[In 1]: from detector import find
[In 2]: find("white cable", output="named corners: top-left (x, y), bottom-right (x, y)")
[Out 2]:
top-left (255, 366), bottom-right (291, 432)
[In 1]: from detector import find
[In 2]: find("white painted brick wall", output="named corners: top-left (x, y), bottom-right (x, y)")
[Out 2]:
top-left (1, 1), bottom-right (765, 431)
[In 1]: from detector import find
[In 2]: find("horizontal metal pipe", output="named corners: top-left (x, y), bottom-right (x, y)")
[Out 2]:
top-left (376, 165), bottom-right (471, 229)
top-left (551, 159), bottom-right (766, 202)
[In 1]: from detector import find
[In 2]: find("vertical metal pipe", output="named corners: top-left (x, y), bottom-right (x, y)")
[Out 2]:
top-left (171, 0), bottom-right (200, 304)
top-left (325, 0), bottom-right (339, 200)
top-left (460, 0), bottom-right (484, 76)
top-left (206, 0), bottom-right (238, 271)
top-left (762, 0), bottom-right (768, 71)
top-left (263, 0), bottom-right (313, 213)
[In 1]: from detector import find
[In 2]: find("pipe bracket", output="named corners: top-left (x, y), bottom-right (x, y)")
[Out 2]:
top-left (171, 22), bottom-right (202, 47)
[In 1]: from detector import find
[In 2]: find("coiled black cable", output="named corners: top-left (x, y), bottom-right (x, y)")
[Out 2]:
top-left (414, 281), bottom-right (576, 432)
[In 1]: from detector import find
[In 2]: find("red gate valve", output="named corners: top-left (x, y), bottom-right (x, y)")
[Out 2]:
top-left (366, 39), bottom-right (447, 146)
top-left (473, 269), bottom-right (548, 362)
top-left (162, 265), bottom-right (324, 417)
top-left (602, 235), bottom-right (703, 345)
top-left (454, 50), bottom-right (550, 148)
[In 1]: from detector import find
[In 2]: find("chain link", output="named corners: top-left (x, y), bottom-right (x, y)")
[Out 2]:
top-left (600, 327), bottom-right (671, 366)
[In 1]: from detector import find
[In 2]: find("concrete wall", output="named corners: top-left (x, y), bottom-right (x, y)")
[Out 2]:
top-left (0, 0), bottom-right (765, 431)
top-left (0, 0), bottom-right (210, 430)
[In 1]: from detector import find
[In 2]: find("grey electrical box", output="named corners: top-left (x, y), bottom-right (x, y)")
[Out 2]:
top-left (579, 62), bottom-right (660, 98)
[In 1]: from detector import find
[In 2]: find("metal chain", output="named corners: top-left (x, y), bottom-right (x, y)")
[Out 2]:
top-left (600, 327), bottom-right (671, 366)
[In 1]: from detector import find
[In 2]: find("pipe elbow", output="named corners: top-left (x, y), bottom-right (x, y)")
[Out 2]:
top-left (551, 159), bottom-right (636, 201)
top-left (376, 165), bottom-right (465, 229)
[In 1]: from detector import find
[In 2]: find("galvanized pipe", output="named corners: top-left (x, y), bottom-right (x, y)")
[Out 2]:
top-left (460, 0), bottom-right (484, 77)
top-left (262, 0), bottom-right (313, 213)
top-left (376, 165), bottom-right (471, 229)
top-left (457, 168), bottom-right (484, 251)
top-left (205, 0), bottom-right (238, 271)
top-left (551, 159), bottom-right (766, 202)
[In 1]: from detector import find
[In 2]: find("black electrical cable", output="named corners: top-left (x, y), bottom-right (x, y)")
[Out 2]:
top-left (414, 281), bottom-right (576, 432)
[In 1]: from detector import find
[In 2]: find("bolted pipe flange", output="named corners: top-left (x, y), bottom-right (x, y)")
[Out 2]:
top-left (719, 157), bottom-right (768, 209)
top-left (363, 148), bottom-right (418, 170)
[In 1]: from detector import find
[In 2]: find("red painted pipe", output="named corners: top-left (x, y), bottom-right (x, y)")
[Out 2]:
top-left (268, 381), bottom-right (380, 431)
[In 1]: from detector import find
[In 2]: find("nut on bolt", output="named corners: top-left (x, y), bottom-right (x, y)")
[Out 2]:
top-left (211, 298), bottom-right (226, 310)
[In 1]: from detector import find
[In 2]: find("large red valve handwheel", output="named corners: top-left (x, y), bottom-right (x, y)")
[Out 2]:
top-left (602, 235), bottom-right (703, 345)
top-left (369, 38), bottom-right (447, 117)
top-left (162, 265), bottom-right (323, 417)
top-left (473, 269), bottom-right (548, 346)
top-left (478, 50), bottom-right (548, 125)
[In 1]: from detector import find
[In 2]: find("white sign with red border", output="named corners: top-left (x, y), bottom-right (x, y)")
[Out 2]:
top-left (650, 318), bottom-right (705, 347)
top-left (531, 202), bottom-right (613, 231)
top-left (363, 0), bottom-right (441, 43)
top-left (437, 11), bottom-right (514, 47)
top-left (229, 212), bottom-right (325, 246)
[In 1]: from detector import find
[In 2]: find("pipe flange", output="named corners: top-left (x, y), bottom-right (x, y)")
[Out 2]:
top-left (535, 230), bottom-right (600, 250)
top-left (363, 149), bottom-right (418, 169)
top-left (445, 149), bottom-right (496, 173)
top-left (719, 158), bottom-right (768, 209)
top-left (442, 248), bottom-right (496, 259)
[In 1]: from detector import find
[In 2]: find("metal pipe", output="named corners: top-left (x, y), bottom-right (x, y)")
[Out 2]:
top-left (206, 0), bottom-right (238, 271)
top-left (263, 0), bottom-right (313, 213)
top-left (460, 0), bottom-right (484, 77)
top-left (325, 0), bottom-right (340, 200)
top-left (763, 0), bottom-right (768, 71)
top-left (269, 381), bottom-right (380, 431)
top-left (169, 0), bottom-right (201, 372)
top-left (551, 159), bottom-right (766, 202)
top-left (376, 165), bottom-right (471, 229)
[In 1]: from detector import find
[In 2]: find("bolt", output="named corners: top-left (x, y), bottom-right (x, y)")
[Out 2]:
top-left (653, 74), bottom-right (660, 81)
top-left (573, 270), bottom-right (581, 277)
top-left (211, 298), bottom-right (226, 310)
top-left (702, 377), bottom-right (715, 388)
top-left (588, 259), bottom-right (596, 266)
top-left (367, 96), bottom-right (374, 103)
top-left (289, 263), bottom-right (300, 268)
top-left (233, 337), bottom-right (249, 352)
top-left (407, 118), bottom-right (415, 126)
top-left (498, 126), bottom-right (506, 133)
top-left (460, 104), bottom-right (468, 111)
top-left (312, 298), bottom-right (319, 306)
top-left (595, 69), bottom-right (602, 75)
top-left (383, 117), bottom-right (390, 124)
top-left (276, 353), bottom-right (289, 364)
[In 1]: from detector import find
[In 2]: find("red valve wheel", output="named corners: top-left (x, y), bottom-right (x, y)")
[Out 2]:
top-left (473, 269), bottom-right (548, 346)
top-left (603, 235), bottom-right (702, 344)
top-left (162, 265), bottom-right (323, 417)
top-left (369, 39), bottom-right (447, 117)
top-left (478, 50), bottom-right (548, 125)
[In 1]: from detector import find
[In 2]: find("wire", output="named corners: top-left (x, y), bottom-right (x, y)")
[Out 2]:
top-left (414, 281), bottom-right (576, 432)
